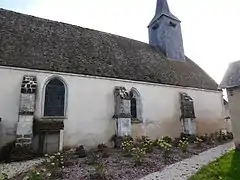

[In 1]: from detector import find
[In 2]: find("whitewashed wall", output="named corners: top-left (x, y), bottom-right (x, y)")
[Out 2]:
top-left (0, 66), bottom-right (228, 149)
top-left (227, 88), bottom-right (240, 147)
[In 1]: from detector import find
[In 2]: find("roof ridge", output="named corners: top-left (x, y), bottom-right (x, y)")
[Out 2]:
top-left (0, 8), bottom-right (151, 48)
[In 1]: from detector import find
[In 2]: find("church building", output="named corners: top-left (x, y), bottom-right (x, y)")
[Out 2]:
top-left (0, 0), bottom-right (229, 154)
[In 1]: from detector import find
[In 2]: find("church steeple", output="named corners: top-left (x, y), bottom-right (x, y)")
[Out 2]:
top-left (149, 0), bottom-right (179, 26)
top-left (156, 0), bottom-right (170, 14)
top-left (148, 0), bottom-right (185, 61)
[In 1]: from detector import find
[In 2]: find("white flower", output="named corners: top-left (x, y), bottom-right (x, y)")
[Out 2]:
top-left (51, 162), bottom-right (55, 166)
top-left (23, 176), bottom-right (29, 180)
top-left (46, 173), bottom-right (51, 177)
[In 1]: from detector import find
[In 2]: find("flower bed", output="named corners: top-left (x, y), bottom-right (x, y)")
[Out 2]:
top-left (11, 132), bottom-right (233, 180)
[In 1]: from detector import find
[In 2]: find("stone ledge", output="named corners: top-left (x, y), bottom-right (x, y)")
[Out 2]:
top-left (16, 138), bottom-right (31, 143)
top-left (113, 114), bottom-right (132, 119)
top-left (33, 119), bottom-right (64, 132)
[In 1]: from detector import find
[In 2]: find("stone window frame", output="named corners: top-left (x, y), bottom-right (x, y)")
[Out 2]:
top-left (41, 76), bottom-right (68, 119)
top-left (130, 87), bottom-right (143, 123)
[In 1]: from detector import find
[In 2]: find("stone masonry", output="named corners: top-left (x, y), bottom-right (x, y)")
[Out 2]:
top-left (16, 75), bottom-right (37, 146)
top-left (113, 86), bottom-right (132, 137)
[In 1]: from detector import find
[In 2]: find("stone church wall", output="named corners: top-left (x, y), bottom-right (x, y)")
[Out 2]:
top-left (0, 66), bottom-right (229, 150)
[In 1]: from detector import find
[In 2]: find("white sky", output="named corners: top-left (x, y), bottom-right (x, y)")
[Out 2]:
top-left (1, 0), bottom-right (240, 83)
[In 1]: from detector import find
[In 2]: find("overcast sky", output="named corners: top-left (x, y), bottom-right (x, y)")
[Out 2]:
top-left (1, 0), bottom-right (240, 83)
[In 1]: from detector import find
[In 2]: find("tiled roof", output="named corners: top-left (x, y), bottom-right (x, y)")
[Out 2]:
top-left (220, 60), bottom-right (240, 89)
top-left (0, 8), bottom-right (218, 90)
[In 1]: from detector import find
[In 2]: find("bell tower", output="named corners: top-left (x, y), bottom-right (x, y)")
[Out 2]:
top-left (148, 0), bottom-right (185, 61)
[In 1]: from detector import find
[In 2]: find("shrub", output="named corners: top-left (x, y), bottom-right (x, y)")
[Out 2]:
top-left (122, 138), bottom-right (134, 157)
top-left (220, 130), bottom-right (228, 141)
top-left (123, 135), bottom-right (134, 142)
top-left (194, 137), bottom-right (203, 148)
top-left (162, 136), bottom-right (172, 144)
top-left (201, 134), bottom-right (215, 145)
top-left (172, 138), bottom-right (181, 147)
top-left (132, 147), bottom-right (146, 165)
top-left (93, 162), bottom-right (107, 180)
top-left (0, 173), bottom-right (8, 180)
top-left (101, 149), bottom-right (110, 158)
top-left (22, 152), bottom-right (66, 180)
top-left (110, 134), bottom-right (122, 148)
top-left (45, 152), bottom-right (65, 168)
top-left (87, 151), bottom-right (100, 165)
top-left (180, 133), bottom-right (196, 143)
top-left (135, 136), bottom-right (153, 153)
top-left (111, 135), bottom-right (133, 148)
top-left (215, 130), bottom-right (228, 143)
top-left (215, 131), bottom-right (223, 142)
top-left (142, 139), bottom-right (154, 153)
top-left (156, 139), bottom-right (172, 163)
top-left (44, 152), bottom-right (66, 178)
top-left (76, 145), bottom-right (87, 158)
top-left (227, 132), bottom-right (234, 140)
top-left (97, 144), bottom-right (108, 152)
top-left (23, 169), bottom-right (43, 180)
top-left (178, 137), bottom-right (189, 153)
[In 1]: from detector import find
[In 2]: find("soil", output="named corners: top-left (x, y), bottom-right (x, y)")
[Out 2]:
top-left (13, 140), bottom-right (230, 180)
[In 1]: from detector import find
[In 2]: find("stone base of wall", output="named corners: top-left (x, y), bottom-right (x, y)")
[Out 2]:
top-left (196, 118), bottom-right (231, 135)
top-left (15, 134), bottom-right (32, 146)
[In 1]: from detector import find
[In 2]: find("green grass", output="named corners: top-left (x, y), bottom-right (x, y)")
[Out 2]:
top-left (190, 150), bottom-right (240, 180)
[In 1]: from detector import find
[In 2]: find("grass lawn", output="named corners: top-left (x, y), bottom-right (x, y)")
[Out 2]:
top-left (190, 150), bottom-right (240, 180)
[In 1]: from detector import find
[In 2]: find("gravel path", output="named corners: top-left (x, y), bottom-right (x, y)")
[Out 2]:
top-left (0, 158), bottom-right (44, 178)
top-left (140, 142), bottom-right (234, 180)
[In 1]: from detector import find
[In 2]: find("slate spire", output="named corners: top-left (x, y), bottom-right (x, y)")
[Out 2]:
top-left (148, 0), bottom-right (185, 61)
top-left (149, 0), bottom-right (179, 27)
top-left (155, 0), bottom-right (170, 14)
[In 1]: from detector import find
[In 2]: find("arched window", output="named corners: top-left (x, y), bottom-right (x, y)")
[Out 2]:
top-left (44, 78), bottom-right (65, 117)
top-left (130, 88), bottom-right (143, 123)
top-left (131, 97), bottom-right (137, 118)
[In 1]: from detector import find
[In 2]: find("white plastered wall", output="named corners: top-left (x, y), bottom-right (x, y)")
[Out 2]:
top-left (0, 66), bottom-right (228, 149)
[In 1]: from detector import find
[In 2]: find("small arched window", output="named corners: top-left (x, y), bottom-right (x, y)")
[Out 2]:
top-left (44, 78), bottom-right (65, 117)
top-left (131, 97), bottom-right (137, 118)
top-left (130, 88), bottom-right (143, 123)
